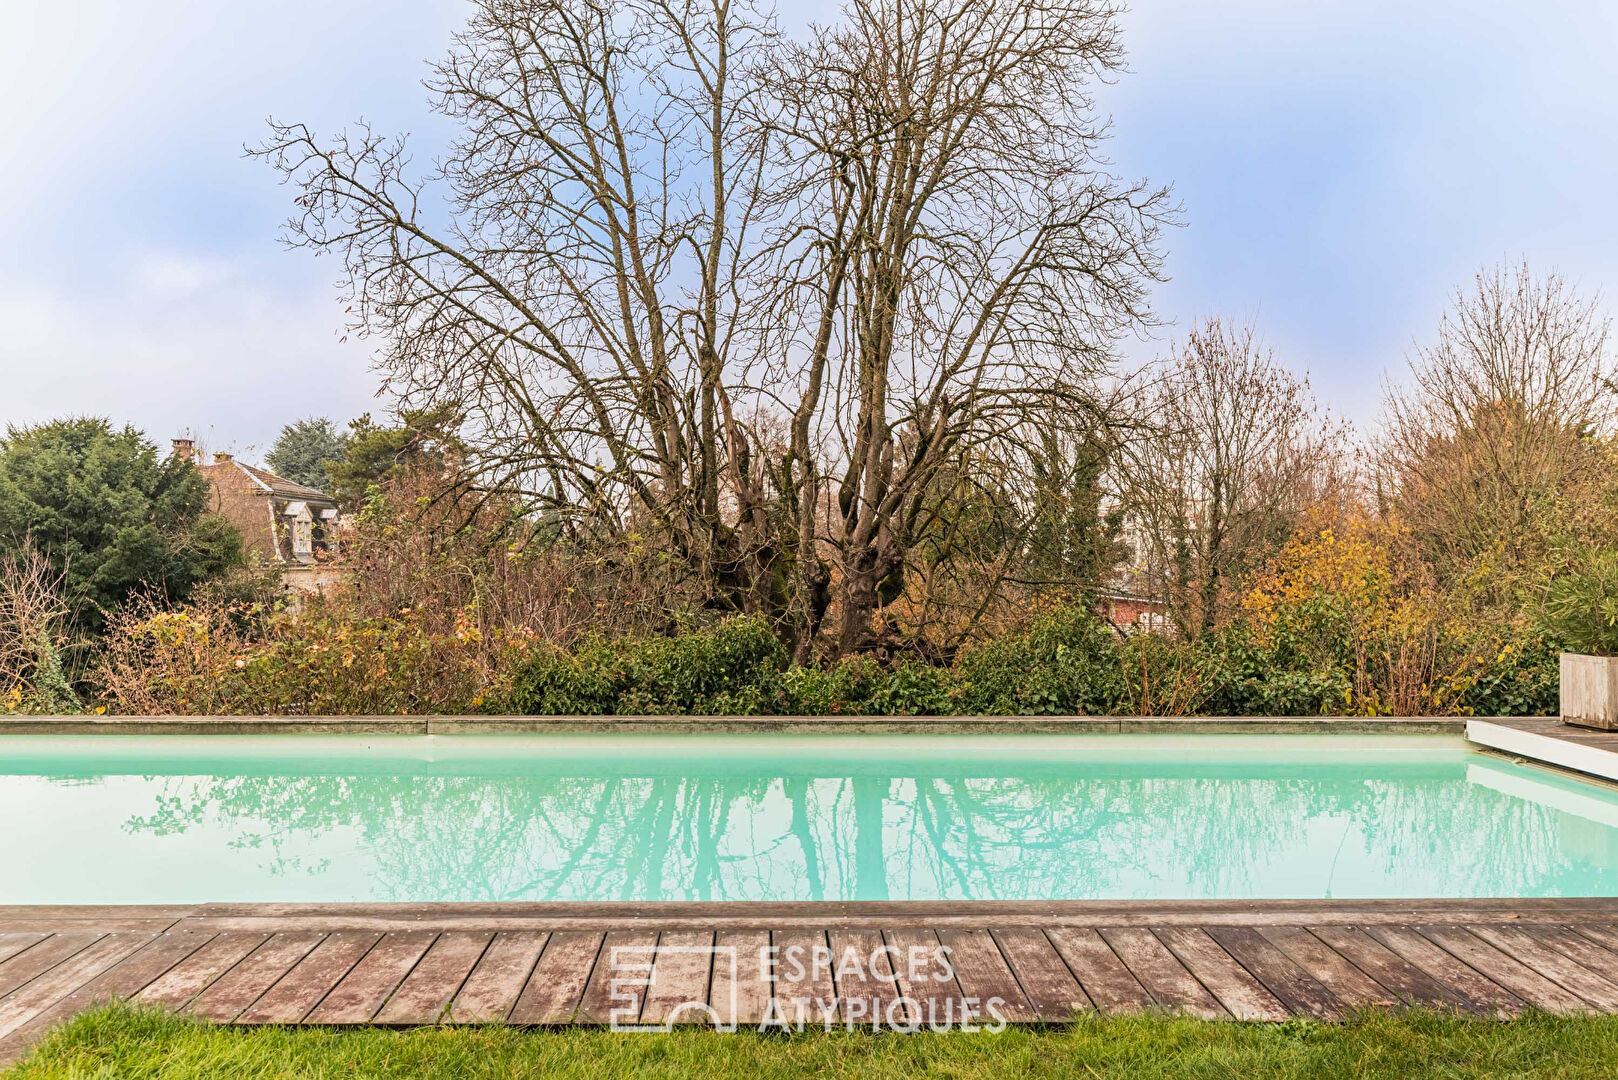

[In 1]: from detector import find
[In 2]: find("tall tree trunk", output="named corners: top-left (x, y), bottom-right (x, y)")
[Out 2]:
top-left (1199, 473), bottom-right (1225, 638)
top-left (839, 562), bottom-right (881, 655)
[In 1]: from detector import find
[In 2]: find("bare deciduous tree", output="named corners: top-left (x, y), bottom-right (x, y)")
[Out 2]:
top-left (255, 0), bottom-right (1170, 657)
top-left (765, 0), bottom-right (1169, 654)
top-left (1379, 262), bottom-right (1617, 592)
top-left (258, 0), bottom-right (780, 612)
top-left (1121, 318), bottom-right (1350, 637)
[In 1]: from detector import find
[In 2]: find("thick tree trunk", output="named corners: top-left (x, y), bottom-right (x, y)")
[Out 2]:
top-left (838, 566), bottom-right (880, 655)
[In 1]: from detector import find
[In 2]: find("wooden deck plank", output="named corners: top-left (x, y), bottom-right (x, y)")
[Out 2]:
top-left (1154, 927), bottom-right (1288, 1021)
top-left (235, 931), bottom-right (381, 1025)
top-left (1361, 926), bottom-right (1523, 1017)
top-left (306, 931), bottom-right (436, 1024)
top-left (1097, 928), bottom-right (1225, 1019)
top-left (0, 934), bottom-right (101, 999)
top-left (0, 930), bottom-right (211, 1067)
top-left (152, 897), bottom-right (1618, 934)
top-left (1416, 926), bottom-right (1591, 1014)
top-left (507, 931), bottom-right (603, 1025)
top-left (1308, 927), bottom-right (1475, 1013)
top-left (885, 928), bottom-right (968, 1031)
top-left (0, 905), bottom-right (195, 921)
top-left (1207, 926), bottom-right (1346, 1020)
top-left (1464, 925), bottom-right (1618, 1011)
top-left (134, 932), bottom-right (265, 1010)
top-left (375, 932), bottom-right (493, 1026)
top-left (0, 905), bottom-right (191, 934)
top-left (935, 929), bottom-right (1037, 1025)
top-left (574, 931), bottom-right (657, 1026)
top-left (990, 928), bottom-right (1090, 1022)
top-left (16, 901), bottom-right (1618, 1035)
top-left (190, 898), bottom-right (1612, 920)
top-left (0, 936), bottom-right (46, 968)
top-left (185, 932), bottom-right (326, 1022)
top-left (1534, 925), bottom-right (1618, 986)
top-left (710, 930), bottom-right (772, 1028)
top-left (173, 896), bottom-right (1618, 921)
top-left (0, 932), bottom-right (151, 1040)
top-left (449, 931), bottom-right (548, 1023)
top-left (1255, 926), bottom-right (1396, 1009)
top-left (772, 930), bottom-right (838, 1027)
top-left (8, 929), bottom-right (206, 1012)
top-left (828, 928), bottom-right (905, 1029)
top-left (637, 931), bottom-right (716, 1027)
top-left (0, 919), bottom-right (176, 935)
top-left (1045, 927), bottom-right (1153, 1014)
top-left (1567, 923), bottom-right (1618, 954)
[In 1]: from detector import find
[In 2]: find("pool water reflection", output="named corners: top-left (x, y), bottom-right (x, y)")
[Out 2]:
top-left (4, 734), bottom-right (1617, 904)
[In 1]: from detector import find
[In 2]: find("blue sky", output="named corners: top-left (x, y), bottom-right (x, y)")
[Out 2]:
top-left (2, 0), bottom-right (1614, 458)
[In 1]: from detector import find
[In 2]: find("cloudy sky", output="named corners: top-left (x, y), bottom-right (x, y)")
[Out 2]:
top-left (2, 0), bottom-right (1614, 460)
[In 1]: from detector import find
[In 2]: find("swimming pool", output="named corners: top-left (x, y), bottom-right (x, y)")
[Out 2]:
top-left (4, 734), bottom-right (1617, 904)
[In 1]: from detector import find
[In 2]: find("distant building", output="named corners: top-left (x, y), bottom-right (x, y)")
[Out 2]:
top-left (1097, 589), bottom-right (1170, 634)
top-left (172, 438), bottom-right (341, 593)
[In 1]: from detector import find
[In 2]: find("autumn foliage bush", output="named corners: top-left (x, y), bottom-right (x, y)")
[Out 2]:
top-left (86, 495), bottom-right (1561, 719)
top-left (496, 561), bottom-right (1557, 718)
top-left (1152, 512), bottom-right (1552, 718)
top-left (96, 594), bottom-right (523, 715)
top-left (93, 510), bottom-right (1560, 719)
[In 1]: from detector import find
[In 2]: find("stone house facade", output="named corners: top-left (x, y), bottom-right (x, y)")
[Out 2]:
top-left (173, 439), bottom-right (341, 592)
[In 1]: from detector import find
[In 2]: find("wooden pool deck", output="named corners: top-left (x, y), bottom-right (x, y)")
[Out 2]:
top-left (7, 899), bottom-right (1618, 1060)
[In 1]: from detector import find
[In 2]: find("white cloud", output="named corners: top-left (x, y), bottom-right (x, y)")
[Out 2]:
top-left (3, 0), bottom-right (1617, 443)
top-left (0, 1), bottom-right (453, 449)
top-left (131, 252), bottom-right (237, 299)
top-left (0, 265), bottom-right (380, 457)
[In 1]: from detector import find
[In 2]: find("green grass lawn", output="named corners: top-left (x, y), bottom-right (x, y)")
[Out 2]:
top-left (8, 1005), bottom-right (1618, 1079)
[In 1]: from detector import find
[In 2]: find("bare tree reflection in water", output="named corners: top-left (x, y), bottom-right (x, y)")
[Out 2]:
top-left (121, 762), bottom-right (1618, 901)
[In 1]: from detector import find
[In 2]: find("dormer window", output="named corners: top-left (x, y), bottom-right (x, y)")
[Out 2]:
top-left (283, 501), bottom-right (315, 560)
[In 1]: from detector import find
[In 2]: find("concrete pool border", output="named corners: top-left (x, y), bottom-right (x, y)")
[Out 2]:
top-left (0, 714), bottom-right (1472, 736)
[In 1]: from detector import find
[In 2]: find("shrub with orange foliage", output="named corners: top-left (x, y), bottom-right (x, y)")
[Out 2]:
top-left (1236, 511), bottom-right (1556, 716)
top-left (96, 593), bottom-right (530, 715)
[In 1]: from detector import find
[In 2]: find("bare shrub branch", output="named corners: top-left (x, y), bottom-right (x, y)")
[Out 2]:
top-left (0, 543), bottom-right (79, 713)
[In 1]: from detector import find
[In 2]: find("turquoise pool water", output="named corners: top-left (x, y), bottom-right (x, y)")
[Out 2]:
top-left (4, 734), bottom-right (1618, 904)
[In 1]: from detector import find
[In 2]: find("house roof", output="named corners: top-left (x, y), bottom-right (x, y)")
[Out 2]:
top-left (219, 460), bottom-right (337, 504)
top-left (1096, 589), bottom-right (1166, 606)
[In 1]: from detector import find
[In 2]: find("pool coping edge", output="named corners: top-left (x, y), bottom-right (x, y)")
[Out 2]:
top-left (0, 715), bottom-right (1477, 736)
top-left (4, 896), bottom-right (1617, 932)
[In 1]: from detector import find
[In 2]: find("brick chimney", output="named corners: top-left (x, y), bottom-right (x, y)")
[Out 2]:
top-left (171, 437), bottom-right (195, 463)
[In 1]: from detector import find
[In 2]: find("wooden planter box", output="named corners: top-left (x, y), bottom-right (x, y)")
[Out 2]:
top-left (1561, 652), bottom-right (1618, 730)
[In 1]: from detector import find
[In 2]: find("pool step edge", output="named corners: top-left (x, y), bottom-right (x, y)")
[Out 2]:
top-left (1467, 718), bottom-right (1618, 784)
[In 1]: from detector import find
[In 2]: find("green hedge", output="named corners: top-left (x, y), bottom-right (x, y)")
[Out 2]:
top-left (505, 617), bottom-right (789, 716)
top-left (499, 610), bottom-right (1559, 717)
